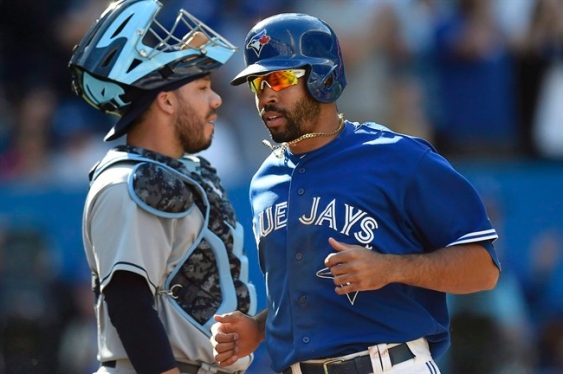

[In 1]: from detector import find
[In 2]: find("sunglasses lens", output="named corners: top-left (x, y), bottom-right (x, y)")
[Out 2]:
top-left (249, 77), bottom-right (262, 93)
top-left (249, 70), bottom-right (304, 94)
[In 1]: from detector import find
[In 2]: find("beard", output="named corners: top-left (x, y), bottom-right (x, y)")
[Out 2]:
top-left (265, 94), bottom-right (321, 144)
top-left (174, 101), bottom-right (213, 154)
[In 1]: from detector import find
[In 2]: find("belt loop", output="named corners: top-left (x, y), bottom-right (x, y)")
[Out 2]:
top-left (368, 345), bottom-right (384, 373)
top-left (197, 362), bottom-right (210, 374)
top-left (368, 343), bottom-right (394, 373)
top-left (290, 362), bottom-right (303, 374)
top-left (376, 343), bottom-right (393, 372)
top-left (322, 358), bottom-right (344, 374)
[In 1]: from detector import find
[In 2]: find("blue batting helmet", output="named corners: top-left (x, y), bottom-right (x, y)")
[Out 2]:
top-left (231, 13), bottom-right (346, 103)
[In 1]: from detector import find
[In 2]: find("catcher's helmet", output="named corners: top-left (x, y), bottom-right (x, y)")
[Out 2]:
top-left (231, 13), bottom-right (346, 103)
top-left (69, 0), bottom-right (236, 140)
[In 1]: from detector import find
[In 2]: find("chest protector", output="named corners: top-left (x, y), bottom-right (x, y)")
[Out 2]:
top-left (89, 146), bottom-right (256, 335)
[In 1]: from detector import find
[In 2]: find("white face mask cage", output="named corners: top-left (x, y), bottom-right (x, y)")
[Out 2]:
top-left (142, 9), bottom-right (236, 62)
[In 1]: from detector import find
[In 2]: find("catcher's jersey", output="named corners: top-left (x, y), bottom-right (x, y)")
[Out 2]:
top-left (250, 121), bottom-right (500, 372)
top-left (82, 146), bottom-right (255, 372)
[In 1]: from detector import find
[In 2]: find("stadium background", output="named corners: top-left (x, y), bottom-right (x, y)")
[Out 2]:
top-left (1, 0), bottom-right (562, 373)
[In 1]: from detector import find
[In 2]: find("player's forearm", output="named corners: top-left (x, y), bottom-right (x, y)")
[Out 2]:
top-left (392, 243), bottom-right (499, 294)
top-left (105, 271), bottom-right (177, 372)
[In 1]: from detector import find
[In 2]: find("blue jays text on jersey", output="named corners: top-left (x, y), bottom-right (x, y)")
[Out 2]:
top-left (256, 197), bottom-right (379, 246)
top-left (249, 121), bottom-right (500, 373)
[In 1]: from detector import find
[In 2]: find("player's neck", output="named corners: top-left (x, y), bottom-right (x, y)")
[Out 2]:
top-left (127, 124), bottom-right (183, 159)
top-left (262, 113), bottom-right (344, 157)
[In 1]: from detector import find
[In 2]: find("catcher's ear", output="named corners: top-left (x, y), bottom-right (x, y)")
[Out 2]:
top-left (156, 91), bottom-right (174, 114)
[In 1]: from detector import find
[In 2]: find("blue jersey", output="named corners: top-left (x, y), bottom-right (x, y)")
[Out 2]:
top-left (249, 121), bottom-right (500, 372)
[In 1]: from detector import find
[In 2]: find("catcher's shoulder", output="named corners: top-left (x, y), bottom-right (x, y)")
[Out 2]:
top-left (128, 161), bottom-right (196, 218)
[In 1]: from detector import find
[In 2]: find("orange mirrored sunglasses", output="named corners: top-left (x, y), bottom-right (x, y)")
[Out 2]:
top-left (248, 69), bottom-right (306, 94)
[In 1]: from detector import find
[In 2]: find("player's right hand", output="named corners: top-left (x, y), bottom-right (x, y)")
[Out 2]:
top-left (210, 311), bottom-right (262, 367)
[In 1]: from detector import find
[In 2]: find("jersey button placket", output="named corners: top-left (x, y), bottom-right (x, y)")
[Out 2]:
top-left (290, 163), bottom-right (312, 351)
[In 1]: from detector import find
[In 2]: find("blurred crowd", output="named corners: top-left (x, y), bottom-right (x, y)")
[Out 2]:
top-left (0, 0), bottom-right (562, 373)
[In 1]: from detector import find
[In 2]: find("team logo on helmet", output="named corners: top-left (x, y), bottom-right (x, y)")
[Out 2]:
top-left (246, 30), bottom-right (270, 57)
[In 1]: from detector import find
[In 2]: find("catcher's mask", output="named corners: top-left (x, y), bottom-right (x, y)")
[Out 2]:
top-left (231, 13), bottom-right (346, 103)
top-left (68, 0), bottom-right (236, 141)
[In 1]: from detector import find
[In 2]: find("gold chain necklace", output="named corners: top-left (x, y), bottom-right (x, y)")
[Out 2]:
top-left (262, 115), bottom-right (345, 158)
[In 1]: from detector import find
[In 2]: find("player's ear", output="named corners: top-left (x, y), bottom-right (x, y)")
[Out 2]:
top-left (155, 91), bottom-right (175, 114)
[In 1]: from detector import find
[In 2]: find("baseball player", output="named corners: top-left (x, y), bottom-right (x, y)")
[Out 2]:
top-left (210, 13), bottom-right (501, 374)
top-left (68, 1), bottom-right (256, 373)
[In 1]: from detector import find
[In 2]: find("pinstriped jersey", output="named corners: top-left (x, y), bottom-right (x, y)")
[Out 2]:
top-left (250, 121), bottom-right (500, 372)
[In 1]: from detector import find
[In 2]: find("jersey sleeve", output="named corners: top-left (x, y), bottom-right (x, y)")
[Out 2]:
top-left (404, 150), bottom-right (499, 260)
top-left (90, 182), bottom-right (171, 294)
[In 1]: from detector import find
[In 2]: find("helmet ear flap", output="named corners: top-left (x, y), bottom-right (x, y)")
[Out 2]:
top-left (81, 72), bottom-right (130, 115)
top-left (307, 65), bottom-right (344, 103)
top-left (324, 74), bottom-right (334, 89)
